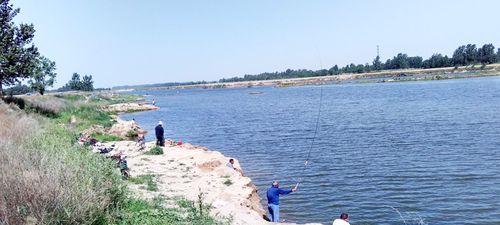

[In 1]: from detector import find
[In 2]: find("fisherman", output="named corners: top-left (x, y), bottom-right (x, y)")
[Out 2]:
top-left (155, 121), bottom-right (164, 146)
top-left (226, 158), bottom-right (243, 175)
top-left (266, 181), bottom-right (297, 222)
top-left (332, 213), bottom-right (350, 225)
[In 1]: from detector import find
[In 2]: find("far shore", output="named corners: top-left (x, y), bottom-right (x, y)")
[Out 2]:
top-left (119, 63), bottom-right (500, 91)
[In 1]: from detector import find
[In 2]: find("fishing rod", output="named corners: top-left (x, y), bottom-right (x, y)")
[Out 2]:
top-left (295, 86), bottom-right (324, 189)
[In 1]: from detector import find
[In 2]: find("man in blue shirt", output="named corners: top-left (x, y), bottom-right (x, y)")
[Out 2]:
top-left (266, 181), bottom-right (297, 222)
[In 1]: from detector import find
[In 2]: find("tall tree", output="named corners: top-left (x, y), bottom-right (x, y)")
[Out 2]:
top-left (328, 65), bottom-right (339, 75)
top-left (452, 45), bottom-right (467, 66)
top-left (0, 0), bottom-right (39, 96)
top-left (408, 56), bottom-right (423, 68)
top-left (497, 48), bottom-right (500, 62)
top-left (372, 56), bottom-right (382, 70)
top-left (423, 53), bottom-right (452, 68)
top-left (28, 56), bottom-right (56, 95)
top-left (81, 75), bottom-right (94, 91)
top-left (68, 73), bottom-right (81, 90)
top-left (465, 44), bottom-right (478, 65)
top-left (477, 44), bottom-right (496, 65)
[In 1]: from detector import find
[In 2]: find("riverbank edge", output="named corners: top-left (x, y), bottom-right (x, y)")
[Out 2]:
top-left (111, 101), bottom-right (321, 225)
top-left (120, 63), bottom-right (500, 91)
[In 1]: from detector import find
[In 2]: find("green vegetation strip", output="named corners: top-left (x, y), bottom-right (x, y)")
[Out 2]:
top-left (1, 93), bottom-right (226, 225)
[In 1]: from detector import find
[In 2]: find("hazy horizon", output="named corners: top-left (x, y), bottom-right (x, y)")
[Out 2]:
top-left (13, 0), bottom-right (500, 88)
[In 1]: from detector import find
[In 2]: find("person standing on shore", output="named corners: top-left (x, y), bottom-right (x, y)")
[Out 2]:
top-left (266, 181), bottom-right (297, 222)
top-left (332, 213), bottom-right (350, 225)
top-left (155, 121), bottom-right (164, 146)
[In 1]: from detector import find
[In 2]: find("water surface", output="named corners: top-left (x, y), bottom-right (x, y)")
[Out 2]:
top-left (123, 77), bottom-right (500, 225)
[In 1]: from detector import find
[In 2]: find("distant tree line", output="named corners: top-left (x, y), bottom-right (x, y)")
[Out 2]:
top-left (57, 73), bottom-right (94, 92)
top-left (220, 43), bottom-right (500, 83)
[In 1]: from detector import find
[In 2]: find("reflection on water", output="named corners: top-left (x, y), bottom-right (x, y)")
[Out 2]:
top-left (123, 77), bottom-right (500, 225)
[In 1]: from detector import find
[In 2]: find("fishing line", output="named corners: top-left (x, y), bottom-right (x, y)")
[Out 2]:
top-left (295, 86), bottom-right (324, 188)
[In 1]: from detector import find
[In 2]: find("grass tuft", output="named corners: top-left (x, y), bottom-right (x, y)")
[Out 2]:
top-left (145, 146), bottom-right (164, 155)
top-left (129, 174), bottom-right (158, 192)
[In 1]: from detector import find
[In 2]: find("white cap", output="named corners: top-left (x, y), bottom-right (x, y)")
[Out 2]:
top-left (158, 121), bottom-right (163, 125)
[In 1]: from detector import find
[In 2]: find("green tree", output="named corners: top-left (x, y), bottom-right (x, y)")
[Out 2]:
top-left (372, 56), bottom-right (382, 70)
top-left (477, 43), bottom-right (496, 65)
top-left (81, 75), bottom-right (94, 91)
top-left (408, 56), bottom-right (423, 68)
top-left (68, 73), bottom-right (81, 90)
top-left (465, 44), bottom-right (478, 65)
top-left (28, 56), bottom-right (56, 95)
top-left (423, 53), bottom-right (452, 68)
top-left (4, 83), bottom-right (30, 95)
top-left (452, 45), bottom-right (467, 66)
top-left (328, 65), bottom-right (339, 75)
top-left (0, 0), bottom-right (39, 96)
top-left (497, 48), bottom-right (500, 62)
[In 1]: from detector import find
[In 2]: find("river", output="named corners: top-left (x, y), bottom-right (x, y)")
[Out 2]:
top-left (122, 76), bottom-right (500, 225)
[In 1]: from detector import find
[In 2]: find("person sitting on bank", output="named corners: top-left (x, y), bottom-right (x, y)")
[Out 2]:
top-left (136, 134), bottom-right (145, 150)
top-left (332, 212), bottom-right (350, 225)
top-left (266, 181), bottom-right (297, 222)
top-left (226, 158), bottom-right (243, 175)
top-left (155, 121), bottom-right (164, 146)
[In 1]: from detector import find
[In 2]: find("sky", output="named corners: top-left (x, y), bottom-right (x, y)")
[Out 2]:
top-left (12, 0), bottom-right (500, 88)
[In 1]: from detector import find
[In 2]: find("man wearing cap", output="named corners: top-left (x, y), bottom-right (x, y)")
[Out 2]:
top-left (266, 181), bottom-right (297, 222)
top-left (155, 121), bottom-right (164, 146)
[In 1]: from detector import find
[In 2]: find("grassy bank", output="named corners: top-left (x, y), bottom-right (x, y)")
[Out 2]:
top-left (0, 92), bottom-right (227, 225)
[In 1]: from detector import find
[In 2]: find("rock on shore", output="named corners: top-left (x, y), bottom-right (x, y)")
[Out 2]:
top-left (104, 102), bottom-right (159, 113)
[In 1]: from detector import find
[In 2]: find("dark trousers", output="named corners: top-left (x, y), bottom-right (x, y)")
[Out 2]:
top-left (156, 137), bottom-right (164, 146)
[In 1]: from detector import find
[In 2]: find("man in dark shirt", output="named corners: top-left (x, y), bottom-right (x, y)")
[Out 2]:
top-left (266, 181), bottom-right (297, 222)
top-left (155, 121), bottom-right (164, 146)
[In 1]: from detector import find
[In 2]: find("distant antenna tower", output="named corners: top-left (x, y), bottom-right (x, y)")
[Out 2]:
top-left (377, 45), bottom-right (380, 58)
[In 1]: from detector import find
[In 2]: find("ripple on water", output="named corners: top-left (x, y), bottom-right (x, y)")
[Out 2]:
top-left (123, 77), bottom-right (500, 225)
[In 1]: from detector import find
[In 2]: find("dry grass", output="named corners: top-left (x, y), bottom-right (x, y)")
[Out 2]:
top-left (0, 103), bottom-right (125, 225)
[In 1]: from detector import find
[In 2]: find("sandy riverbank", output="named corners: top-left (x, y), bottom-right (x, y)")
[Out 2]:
top-left (136, 63), bottom-right (500, 90)
top-left (97, 118), bottom-right (321, 225)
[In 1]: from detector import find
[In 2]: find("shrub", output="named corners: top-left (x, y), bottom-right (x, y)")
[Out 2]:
top-left (125, 130), bottom-right (138, 139)
top-left (25, 96), bottom-right (70, 117)
top-left (0, 103), bottom-right (126, 225)
top-left (1, 96), bottom-right (26, 109)
top-left (223, 179), bottom-right (233, 186)
top-left (91, 132), bottom-right (123, 142)
top-left (145, 146), bottom-right (164, 155)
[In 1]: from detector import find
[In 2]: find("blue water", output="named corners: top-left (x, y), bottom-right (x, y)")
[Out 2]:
top-left (122, 77), bottom-right (500, 225)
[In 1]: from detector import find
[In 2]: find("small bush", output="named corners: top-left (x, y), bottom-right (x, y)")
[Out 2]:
top-left (145, 146), bottom-right (164, 155)
top-left (91, 132), bottom-right (123, 142)
top-left (125, 130), bottom-right (138, 139)
top-left (1, 96), bottom-right (26, 109)
top-left (223, 179), bottom-right (233, 186)
top-left (25, 96), bottom-right (70, 117)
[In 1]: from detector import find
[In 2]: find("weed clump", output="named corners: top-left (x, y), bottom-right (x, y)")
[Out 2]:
top-left (145, 146), bottom-right (164, 155)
